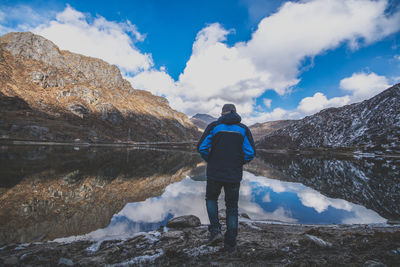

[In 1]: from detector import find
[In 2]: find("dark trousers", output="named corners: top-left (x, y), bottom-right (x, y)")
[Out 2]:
top-left (206, 179), bottom-right (240, 247)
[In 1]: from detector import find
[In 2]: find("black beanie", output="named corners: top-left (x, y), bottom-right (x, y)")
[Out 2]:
top-left (221, 104), bottom-right (236, 115)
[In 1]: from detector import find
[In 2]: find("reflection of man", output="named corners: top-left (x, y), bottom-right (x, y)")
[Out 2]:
top-left (197, 104), bottom-right (256, 252)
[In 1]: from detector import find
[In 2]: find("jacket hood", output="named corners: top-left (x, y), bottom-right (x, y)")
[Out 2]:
top-left (218, 111), bottom-right (241, 125)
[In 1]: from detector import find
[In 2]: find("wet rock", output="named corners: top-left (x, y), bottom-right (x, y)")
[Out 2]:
top-left (303, 234), bottom-right (332, 248)
top-left (58, 257), bottom-right (74, 266)
top-left (166, 215), bottom-right (201, 228)
top-left (363, 260), bottom-right (387, 267)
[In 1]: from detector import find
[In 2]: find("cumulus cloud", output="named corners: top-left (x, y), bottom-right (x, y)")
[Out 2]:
top-left (32, 5), bottom-right (152, 74)
top-left (340, 72), bottom-right (391, 101)
top-left (295, 71), bottom-right (392, 117)
top-left (297, 92), bottom-right (351, 115)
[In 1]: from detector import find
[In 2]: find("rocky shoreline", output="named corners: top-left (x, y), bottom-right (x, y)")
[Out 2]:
top-left (1, 214), bottom-right (399, 266)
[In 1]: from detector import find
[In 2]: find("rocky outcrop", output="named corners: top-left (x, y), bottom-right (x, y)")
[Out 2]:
top-left (257, 84), bottom-right (400, 152)
top-left (0, 32), bottom-right (200, 142)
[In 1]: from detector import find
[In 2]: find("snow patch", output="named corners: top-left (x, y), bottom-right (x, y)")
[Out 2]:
top-left (109, 249), bottom-right (164, 266)
top-left (183, 245), bottom-right (219, 257)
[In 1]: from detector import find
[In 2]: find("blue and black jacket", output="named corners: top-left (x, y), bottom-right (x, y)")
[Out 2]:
top-left (197, 111), bottom-right (256, 183)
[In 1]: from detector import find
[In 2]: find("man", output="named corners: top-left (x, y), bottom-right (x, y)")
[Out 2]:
top-left (197, 104), bottom-right (256, 252)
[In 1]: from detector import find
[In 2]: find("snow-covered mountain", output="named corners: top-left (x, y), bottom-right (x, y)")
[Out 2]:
top-left (257, 84), bottom-right (400, 153)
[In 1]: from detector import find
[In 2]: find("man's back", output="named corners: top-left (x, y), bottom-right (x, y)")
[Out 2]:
top-left (197, 111), bottom-right (255, 183)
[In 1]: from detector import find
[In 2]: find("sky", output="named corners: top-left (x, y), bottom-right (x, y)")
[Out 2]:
top-left (1, 0), bottom-right (400, 124)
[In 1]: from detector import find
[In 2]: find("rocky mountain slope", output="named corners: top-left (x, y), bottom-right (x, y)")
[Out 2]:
top-left (0, 32), bottom-right (200, 142)
top-left (257, 84), bottom-right (400, 152)
top-left (249, 120), bottom-right (294, 141)
top-left (190, 113), bottom-right (217, 131)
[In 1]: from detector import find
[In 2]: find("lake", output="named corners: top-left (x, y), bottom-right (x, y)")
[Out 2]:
top-left (0, 145), bottom-right (399, 244)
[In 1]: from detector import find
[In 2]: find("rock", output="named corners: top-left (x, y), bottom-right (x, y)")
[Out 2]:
top-left (68, 103), bottom-right (89, 119)
top-left (96, 103), bottom-right (124, 125)
top-left (58, 257), bottom-right (74, 266)
top-left (304, 234), bottom-right (332, 248)
top-left (166, 215), bottom-right (201, 228)
top-left (363, 260), bottom-right (387, 267)
top-left (240, 212), bottom-right (251, 219)
top-left (4, 256), bottom-right (18, 265)
top-left (62, 170), bottom-right (81, 184)
top-left (26, 125), bottom-right (49, 139)
top-left (162, 230), bottom-right (184, 240)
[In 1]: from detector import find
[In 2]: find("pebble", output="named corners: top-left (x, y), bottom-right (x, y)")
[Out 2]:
top-left (304, 234), bottom-right (332, 248)
top-left (58, 257), bottom-right (74, 266)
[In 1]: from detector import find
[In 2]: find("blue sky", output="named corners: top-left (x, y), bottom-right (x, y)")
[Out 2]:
top-left (1, 0), bottom-right (399, 124)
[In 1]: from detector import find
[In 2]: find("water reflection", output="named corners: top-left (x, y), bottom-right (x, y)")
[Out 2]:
top-left (63, 171), bottom-right (383, 242)
top-left (0, 146), bottom-right (398, 244)
top-left (247, 151), bottom-right (400, 220)
top-left (0, 145), bottom-right (200, 244)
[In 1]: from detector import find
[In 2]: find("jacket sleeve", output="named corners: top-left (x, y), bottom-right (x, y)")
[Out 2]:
top-left (242, 127), bottom-right (256, 164)
top-left (197, 123), bottom-right (214, 162)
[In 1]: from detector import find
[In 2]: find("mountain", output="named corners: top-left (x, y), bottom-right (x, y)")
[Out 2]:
top-left (249, 120), bottom-right (295, 141)
top-left (0, 32), bottom-right (200, 142)
top-left (257, 84), bottom-right (400, 153)
top-left (190, 113), bottom-right (217, 131)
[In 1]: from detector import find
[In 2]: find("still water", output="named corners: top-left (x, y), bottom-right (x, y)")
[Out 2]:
top-left (0, 145), bottom-right (399, 244)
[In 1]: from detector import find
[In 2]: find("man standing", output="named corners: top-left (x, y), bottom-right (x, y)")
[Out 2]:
top-left (197, 104), bottom-right (256, 252)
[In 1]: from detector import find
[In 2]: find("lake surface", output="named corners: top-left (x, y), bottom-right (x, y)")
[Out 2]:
top-left (0, 145), bottom-right (399, 244)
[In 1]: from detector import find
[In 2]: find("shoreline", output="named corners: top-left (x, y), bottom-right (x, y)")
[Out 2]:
top-left (1, 215), bottom-right (399, 266)
top-left (2, 139), bottom-right (399, 158)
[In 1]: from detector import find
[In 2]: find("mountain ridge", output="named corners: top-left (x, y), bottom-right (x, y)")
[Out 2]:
top-left (257, 84), bottom-right (400, 152)
top-left (0, 32), bottom-right (200, 142)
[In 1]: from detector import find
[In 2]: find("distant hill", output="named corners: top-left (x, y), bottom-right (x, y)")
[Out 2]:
top-left (249, 120), bottom-right (295, 142)
top-left (190, 113), bottom-right (217, 131)
top-left (0, 32), bottom-right (200, 142)
top-left (257, 84), bottom-right (400, 153)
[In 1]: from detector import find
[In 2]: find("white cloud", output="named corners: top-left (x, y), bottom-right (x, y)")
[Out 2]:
top-left (297, 92), bottom-right (351, 115)
top-left (32, 5), bottom-right (152, 74)
top-left (132, 0), bottom-right (400, 122)
top-left (340, 72), bottom-right (391, 101)
top-left (263, 98), bottom-right (272, 109)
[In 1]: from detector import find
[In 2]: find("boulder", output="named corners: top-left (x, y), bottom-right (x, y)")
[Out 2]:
top-left (166, 215), bottom-right (201, 228)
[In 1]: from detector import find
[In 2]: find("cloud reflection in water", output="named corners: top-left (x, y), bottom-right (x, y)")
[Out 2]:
top-left (99, 171), bottom-right (385, 238)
